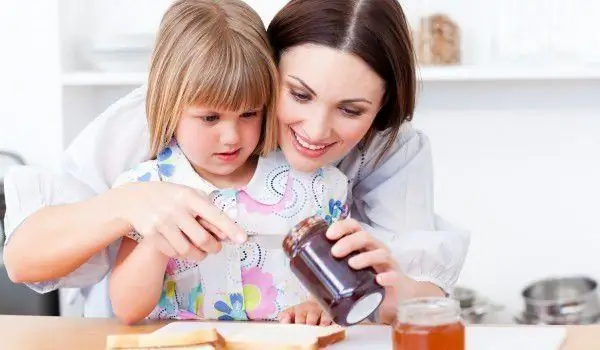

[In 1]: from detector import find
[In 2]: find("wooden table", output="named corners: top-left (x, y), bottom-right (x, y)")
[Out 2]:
top-left (1, 316), bottom-right (599, 349)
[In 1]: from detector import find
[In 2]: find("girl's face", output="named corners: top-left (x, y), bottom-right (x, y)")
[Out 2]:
top-left (277, 44), bottom-right (386, 172)
top-left (175, 104), bottom-right (263, 187)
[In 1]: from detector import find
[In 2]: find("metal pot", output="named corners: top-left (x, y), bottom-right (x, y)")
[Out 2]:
top-left (520, 276), bottom-right (600, 325)
top-left (451, 286), bottom-right (503, 324)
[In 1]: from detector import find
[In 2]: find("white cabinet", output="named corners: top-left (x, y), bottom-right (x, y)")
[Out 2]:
top-left (4, 0), bottom-right (600, 169)
top-left (0, 0), bottom-right (63, 169)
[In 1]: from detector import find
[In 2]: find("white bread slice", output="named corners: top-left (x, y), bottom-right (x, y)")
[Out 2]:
top-left (224, 323), bottom-right (346, 350)
top-left (106, 328), bottom-right (225, 350)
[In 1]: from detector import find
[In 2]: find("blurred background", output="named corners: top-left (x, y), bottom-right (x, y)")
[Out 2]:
top-left (0, 0), bottom-right (599, 324)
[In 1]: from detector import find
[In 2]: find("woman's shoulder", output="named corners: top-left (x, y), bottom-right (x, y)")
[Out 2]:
top-left (63, 85), bottom-right (150, 192)
top-left (338, 122), bottom-right (432, 184)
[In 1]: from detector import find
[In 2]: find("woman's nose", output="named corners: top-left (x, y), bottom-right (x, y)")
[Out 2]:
top-left (302, 109), bottom-right (332, 141)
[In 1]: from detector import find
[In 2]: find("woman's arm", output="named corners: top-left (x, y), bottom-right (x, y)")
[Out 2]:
top-left (3, 174), bottom-right (245, 287)
top-left (110, 238), bottom-right (169, 325)
top-left (3, 185), bottom-right (131, 283)
top-left (339, 123), bottom-right (470, 295)
top-left (2, 86), bottom-right (151, 290)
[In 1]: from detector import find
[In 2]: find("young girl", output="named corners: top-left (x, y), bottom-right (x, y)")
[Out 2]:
top-left (109, 0), bottom-right (348, 324)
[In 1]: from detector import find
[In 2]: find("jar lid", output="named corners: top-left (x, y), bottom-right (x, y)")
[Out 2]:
top-left (397, 297), bottom-right (462, 326)
top-left (282, 215), bottom-right (327, 256)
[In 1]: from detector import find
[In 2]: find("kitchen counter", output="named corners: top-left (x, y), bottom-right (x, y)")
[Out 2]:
top-left (0, 316), bottom-right (599, 349)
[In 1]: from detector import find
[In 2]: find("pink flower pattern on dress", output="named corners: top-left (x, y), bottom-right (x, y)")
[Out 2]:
top-left (241, 267), bottom-right (277, 320)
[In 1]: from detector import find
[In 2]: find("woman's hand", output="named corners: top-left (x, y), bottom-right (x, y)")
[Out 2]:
top-left (117, 182), bottom-right (247, 261)
top-left (278, 299), bottom-right (334, 326)
top-left (326, 219), bottom-right (445, 325)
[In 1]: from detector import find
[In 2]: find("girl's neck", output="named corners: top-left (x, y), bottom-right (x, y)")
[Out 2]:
top-left (192, 156), bottom-right (258, 190)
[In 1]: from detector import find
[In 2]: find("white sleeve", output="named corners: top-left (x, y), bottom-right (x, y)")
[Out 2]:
top-left (2, 86), bottom-right (150, 293)
top-left (61, 85), bottom-right (150, 193)
top-left (2, 166), bottom-right (120, 292)
top-left (349, 125), bottom-right (470, 293)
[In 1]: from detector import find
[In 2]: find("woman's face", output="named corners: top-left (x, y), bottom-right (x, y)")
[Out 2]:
top-left (277, 44), bottom-right (386, 172)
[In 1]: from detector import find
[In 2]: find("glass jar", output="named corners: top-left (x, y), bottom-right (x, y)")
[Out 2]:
top-left (417, 13), bottom-right (461, 65)
top-left (393, 297), bottom-right (465, 350)
top-left (283, 215), bottom-right (385, 326)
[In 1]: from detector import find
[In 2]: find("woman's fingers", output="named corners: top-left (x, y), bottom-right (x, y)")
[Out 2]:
top-left (142, 233), bottom-right (178, 258)
top-left (325, 219), bottom-right (363, 240)
top-left (375, 270), bottom-right (403, 287)
top-left (347, 248), bottom-right (394, 272)
top-left (197, 218), bottom-right (227, 241)
top-left (175, 212), bottom-right (222, 254)
top-left (158, 221), bottom-right (196, 257)
top-left (185, 190), bottom-right (247, 243)
top-left (331, 230), bottom-right (379, 258)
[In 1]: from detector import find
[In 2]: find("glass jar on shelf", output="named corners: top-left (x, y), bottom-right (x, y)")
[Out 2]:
top-left (405, 0), bottom-right (462, 66)
top-left (417, 13), bottom-right (461, 65)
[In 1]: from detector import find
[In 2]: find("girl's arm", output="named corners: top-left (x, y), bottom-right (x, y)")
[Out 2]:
top-left (109, 238), bottom-right (169, 325)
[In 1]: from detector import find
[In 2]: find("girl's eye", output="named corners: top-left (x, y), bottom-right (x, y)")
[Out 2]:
top-left (241, 111), bottom-right (259, 119)
top-left (202, 115), bottom-right (219, 123)
top-left (290, 90), bottom-right (311, 102)
top-left (339, 107), bottom-right (362, 117)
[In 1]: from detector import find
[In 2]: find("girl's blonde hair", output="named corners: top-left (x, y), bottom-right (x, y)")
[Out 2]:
top-left (147, 0), bottom-right (279, 158)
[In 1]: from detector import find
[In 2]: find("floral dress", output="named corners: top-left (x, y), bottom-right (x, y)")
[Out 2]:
top-left (112, 141), bottom-right (348, 321)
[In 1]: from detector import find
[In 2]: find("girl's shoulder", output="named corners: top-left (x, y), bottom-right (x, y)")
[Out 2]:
top-left (260, 149), bottom-right (347, 182)
top-left (112, 159), bottom-right (161, 188)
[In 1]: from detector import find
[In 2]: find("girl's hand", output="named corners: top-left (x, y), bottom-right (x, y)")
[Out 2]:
top-left (326, 219), bottom-right (444, 325)
top-left (278, 299), bottom-right (334, 326)
top-left (117, 182), bottom-right (247, 261)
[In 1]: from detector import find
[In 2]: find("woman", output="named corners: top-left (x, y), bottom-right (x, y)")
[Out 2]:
top-left (3, 0), bottom-right (469, 325)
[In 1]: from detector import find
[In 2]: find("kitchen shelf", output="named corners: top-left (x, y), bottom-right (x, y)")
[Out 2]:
top-left (62, 72), bottom-right (147, 86)
top-left (62, 65), bottom-right (600, 87)
top-left (418, 65), bottom-right (600, 81)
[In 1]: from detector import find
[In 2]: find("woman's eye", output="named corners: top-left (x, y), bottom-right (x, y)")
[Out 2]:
top-left (202, 115), bottom-right (219, 123)
top-left (340, 107), bottom-right (362, 117)
top-left (290, 90), bottom-right (311, 102)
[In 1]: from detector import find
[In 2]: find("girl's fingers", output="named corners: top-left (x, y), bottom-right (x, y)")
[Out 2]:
top-left (331, 230), bottom-right (379, 258)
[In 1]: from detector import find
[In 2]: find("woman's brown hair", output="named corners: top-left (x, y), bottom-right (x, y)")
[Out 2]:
top-left (267, 0), bottom-right (416, 161)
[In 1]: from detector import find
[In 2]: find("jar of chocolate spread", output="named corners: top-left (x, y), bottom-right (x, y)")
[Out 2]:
top-left (283, 215), bottom-right (385, 326)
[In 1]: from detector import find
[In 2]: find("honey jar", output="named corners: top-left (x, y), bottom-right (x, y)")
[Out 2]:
top-left (283, 215), bottom-right (385, 326)
top-left (393, 297), bottom-right (465, 350)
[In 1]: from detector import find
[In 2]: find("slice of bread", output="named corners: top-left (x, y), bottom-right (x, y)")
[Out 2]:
top-left (107, 323), bottom-right (345, 350)
top-left (106, 328), bottom-right (225, 350)
top-left (225, 324), bottom-right (346, 350)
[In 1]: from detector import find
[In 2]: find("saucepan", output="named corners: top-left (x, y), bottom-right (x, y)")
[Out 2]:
top-left (520, 276), bottom-right (600, 325)
top-left (451, 286), bottom-right (503, 324)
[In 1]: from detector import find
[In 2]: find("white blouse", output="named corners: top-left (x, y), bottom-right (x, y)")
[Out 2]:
top-left (112, 142), bottom-right (348, 321)
top-left (3, 85), bottom-right (470, 317)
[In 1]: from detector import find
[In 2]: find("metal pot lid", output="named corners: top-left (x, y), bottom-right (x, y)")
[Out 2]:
top-left (522, 276), bottom-right (598, 304)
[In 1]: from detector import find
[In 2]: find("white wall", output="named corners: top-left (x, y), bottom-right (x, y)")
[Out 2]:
top-left (413, 81), bottom-right (600, 314)
top-left (1, 0), bottom-right (600, 318)
top-left (0, 0), bottom-right (63, 168)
